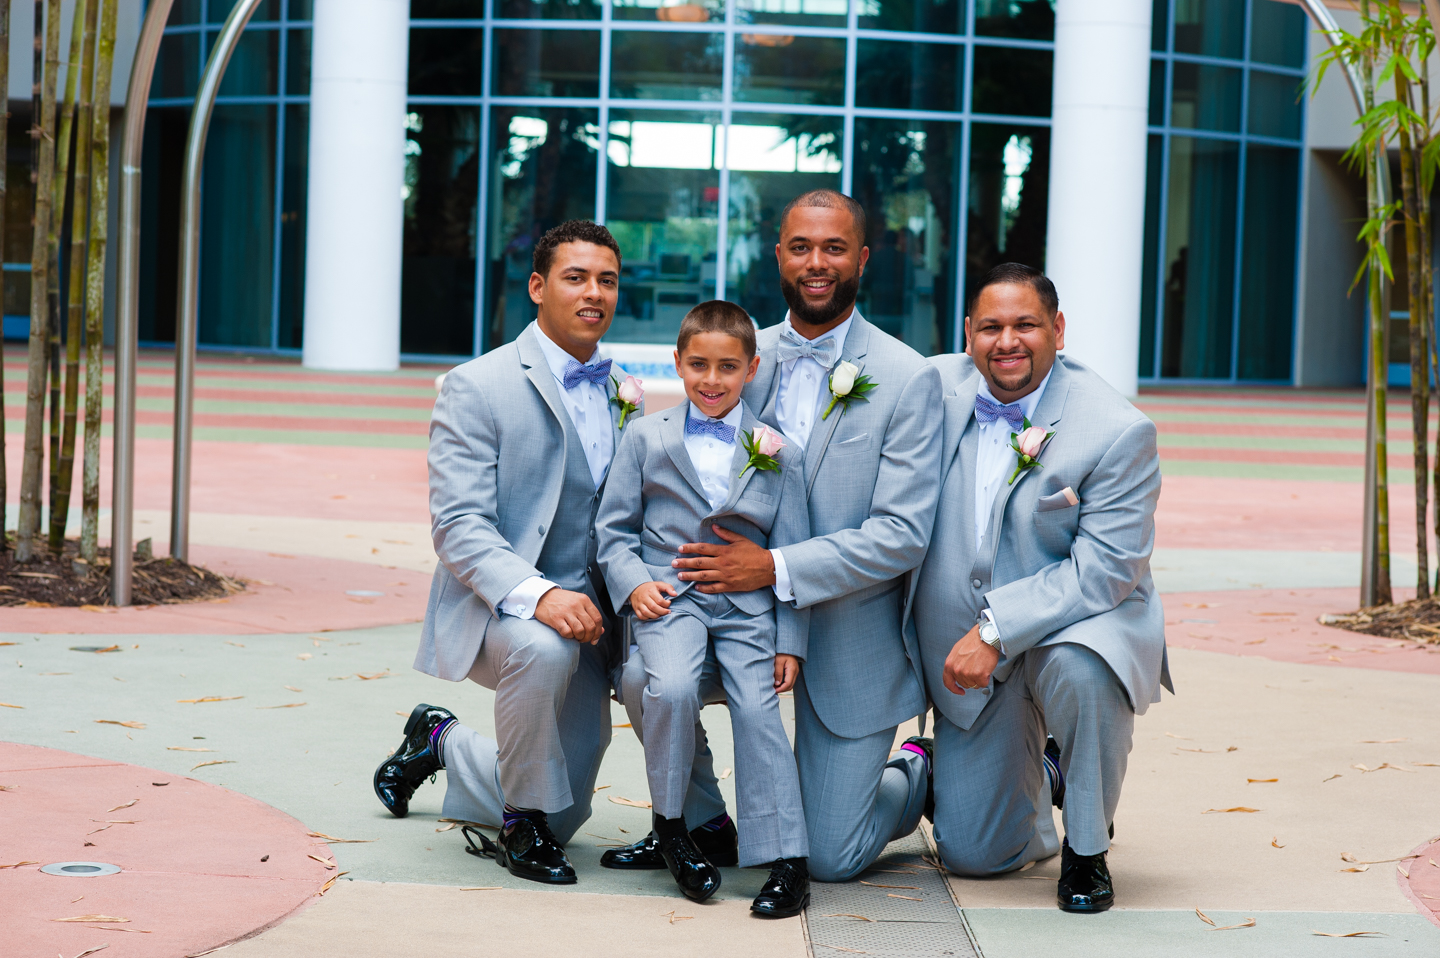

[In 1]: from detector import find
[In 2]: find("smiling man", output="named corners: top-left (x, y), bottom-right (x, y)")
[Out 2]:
top-left (912, 263), bottom-right (1171, 912)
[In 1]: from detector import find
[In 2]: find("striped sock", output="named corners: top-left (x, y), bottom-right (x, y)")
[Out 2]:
top-left (697, 812), bottom-right (731, 832)
top-left (503, 804), bottom-right (543, 830)
top-left (428, 717), bottom-right (457, 768)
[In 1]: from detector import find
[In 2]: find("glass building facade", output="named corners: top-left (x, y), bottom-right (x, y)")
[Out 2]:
top-left (140, 0), bottom-right (1308, 382)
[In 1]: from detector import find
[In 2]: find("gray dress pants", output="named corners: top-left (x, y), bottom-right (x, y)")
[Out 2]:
top-left (931, 642), bottom-right (1133, 875)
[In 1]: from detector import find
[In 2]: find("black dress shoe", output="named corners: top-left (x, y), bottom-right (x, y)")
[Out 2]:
top-left (751, 858), bottom-right (810, 918)
top-left (600, 818), bottom-right (740, 869)
top-left (1056, 840), bottom-right (1114, 913)
top-left (373, 703), bottom-right (456, 818)
top-left (485, 815), bottom-right (577, 885)
top-left (902, 735), bottom-right (935, 823)
top-left (653, 814), bottom-right (721, 902)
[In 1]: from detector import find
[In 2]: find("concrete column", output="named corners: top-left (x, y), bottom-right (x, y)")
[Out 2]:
top-left (302, 0), bottom-right (409, 371)
top-left (1044, 0), bottom-right (1152, 397)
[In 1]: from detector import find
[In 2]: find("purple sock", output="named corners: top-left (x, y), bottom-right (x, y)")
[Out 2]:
top-left (428, 717), bottom-right (456, 767)
top-left (503, 804), bottom-right (542, 830)
top-left (697, 812), bottom-right (731, 832)
top-left (900, 742), bottom-right (931, 774)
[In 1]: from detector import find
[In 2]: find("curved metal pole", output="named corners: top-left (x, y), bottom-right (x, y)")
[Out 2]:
top-left (111, 0), bottom-right (174, 607)
top-left (170, 0), bottom-right (265, 562)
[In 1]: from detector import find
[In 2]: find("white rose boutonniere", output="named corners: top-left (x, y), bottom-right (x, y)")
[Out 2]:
top-left (822, 360), bottom-right (878, 420)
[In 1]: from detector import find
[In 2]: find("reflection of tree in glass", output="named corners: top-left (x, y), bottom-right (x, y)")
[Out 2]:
top-left (966, 124), bottom-right (1049, 308)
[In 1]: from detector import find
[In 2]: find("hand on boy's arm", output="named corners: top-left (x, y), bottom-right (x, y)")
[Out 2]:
top-left (535, 588), bottom-right (606, 644)
top-left (773, 654), bottom-right (800, 693)
top-left (629, 581), bottom-right (677, 620)
top-left (674, 525), bottom-right (776, 593)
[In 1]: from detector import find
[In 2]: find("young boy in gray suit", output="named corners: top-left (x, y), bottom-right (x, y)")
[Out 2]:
top-left (596, 301), bottom-right (811, 917)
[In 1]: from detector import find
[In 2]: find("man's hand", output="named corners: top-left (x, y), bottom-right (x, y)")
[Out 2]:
top-left (942, 624), bottom-right (999, 696)
top-left (534, 588), bottom-right (605, 644)
top-left (673, 525), bottom-right (776, 594)
top-left (774, 653), bottom-right (800, 693)
top-left (629, 581), bottom-right (676, 620)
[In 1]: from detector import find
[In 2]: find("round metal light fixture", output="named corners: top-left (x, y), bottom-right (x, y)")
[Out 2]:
top-left (40, 861), bottom-right (121, 877)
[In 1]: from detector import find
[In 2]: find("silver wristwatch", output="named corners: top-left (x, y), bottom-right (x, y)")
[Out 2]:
top-left (978, 617), bottom-right (1002, 650)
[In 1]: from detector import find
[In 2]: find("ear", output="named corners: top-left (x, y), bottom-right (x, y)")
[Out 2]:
top-left (528, 271), bottom-right (545, 307)
top-left (774, 240), bottom-right (783, 269)
top-left (857, 245), bottom-right (870, 277)
top-left (744, 353), bottom-right (761, 383)
top-left (674, 349), bottom-right (683, 378)
top-left (963, 315), bottom-right (973, 356)
top-left (1052, 310), bottom-right (1066, 351)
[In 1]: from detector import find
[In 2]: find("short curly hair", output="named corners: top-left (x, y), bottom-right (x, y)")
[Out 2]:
top-left (532, 220), bottom-right (623, 279)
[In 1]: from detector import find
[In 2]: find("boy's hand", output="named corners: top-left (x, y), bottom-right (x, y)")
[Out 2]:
top-left (629, 581), bottom-right (677, 620)
top-left (774, 653), bottom-right (800, 693)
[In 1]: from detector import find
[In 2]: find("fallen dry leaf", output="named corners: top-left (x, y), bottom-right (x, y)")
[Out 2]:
top-left (1341, 852), bottom-right (1358, 862)
top-left (51, 916), bottom-right (130, 923)
top-left (106, 800), bottom-right (138, 812)
top-left (1359, 738), bottom-right (1406, 743)
top-left (859, 881), bottom-right (919, 889)
top-left (355, 671), bottom-right (392, 681)
top-left (297, 653), bottom-right (312, 660)
top-left (1272, 838), bottom-right (1285, 848)
top-left (816, 947), bottom-right (868, 955)
top-left (662, 910), bottom-right (693, 924)
top-left (720, 767), bottom-right (733, 780)
top-left (1165, 732), bottom-right (1191, 740)
top-left (256, 703), bottom-right (307, 709)
top-left (70, 945), bottom-right (109, 958)
top-left (612, 722), bottom-right (632, 728)
top-left (1178, 747), bottom-right (1219, 753)
top-left (86, 825), bottom-right (112, 835)
top-left (166, 746), bottom-right (213, 752)
top-left (0, 702), bottom-right (24, 709)
top-left (1340, 865), bottom-right (1370, 873)
top-left (306, 831), bottom-right (374, 844)
top-left (609, 796), bottom-right (652, 809)
top-left (823, 914), bottom-right (875, 922)
top-left (284, 685), bottom-right (302, 692)
top-left (1247, 778), bottom-right (1278, 784)
top-left (1312, 932), bottom-right (1387, 938)
top-left (319, 875), bottom-right (338, 896)
top-left (887, 893), bottom-right (922, 901)
top-left (593, 784), bottom-right (611, 792)
top-left (176, 696), bottom-right (243, 704)
top-left (1214, 918), bottom-right (1257, 931)
top-left (1323, 774), bottom-right (1343, 782)
top-left (94, 720), bottom-right (145, 729)
top-left (1196, 908), bottom-right (1216, 926)
top-left (0, 861), bottom-right (39, 869)
top-left (1203, 807), bottom-right (1261, 814)
top-left (191, 760), bottom-right (234, 771)
top-left (307, 854), bottom-right (337, 869)
top-left (460, 886), bottom-right (502, 891)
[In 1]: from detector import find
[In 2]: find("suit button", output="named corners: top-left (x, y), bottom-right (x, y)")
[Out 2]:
top-left (971, 578), bottom-right (982, 589)
top-left (538, 525), bottom-right (546, 535)
top-left (589, 529), bottom-right (596, 539)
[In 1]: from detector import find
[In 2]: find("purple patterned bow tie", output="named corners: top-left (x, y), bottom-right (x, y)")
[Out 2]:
top-left (974, 394), bottom-right (1025, 432)
top-left (686, 414), bottom-right (736, 443)
top-left (562, 357), bottom-right (613, 391)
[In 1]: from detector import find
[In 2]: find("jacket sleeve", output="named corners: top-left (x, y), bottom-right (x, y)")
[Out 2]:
top-left (776, 362), bottom-right (944, 610)
top-left (984, 416), bottom-right (1161, 655)
top-left (770, 453), bottom-right (813, 659)
top-left (594, 427), bottom-right (655, 614)
top-left (429, 370), bottom-right (543, 614)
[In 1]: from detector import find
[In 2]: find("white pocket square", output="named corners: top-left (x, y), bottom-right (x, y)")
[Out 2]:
top-left (835, 433), bottom-right (869, 445)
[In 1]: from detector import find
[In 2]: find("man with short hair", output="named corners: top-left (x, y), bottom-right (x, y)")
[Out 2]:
top-left (913, 263), bottom-right (1171, 912)
top-left (670, 189), bottom-right (943, 882)
top-left (373, 220), bottom-right (736, 884)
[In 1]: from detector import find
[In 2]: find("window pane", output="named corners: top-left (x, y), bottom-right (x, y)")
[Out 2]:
top-left (966, 123), bottom-right (1050, 317)
top-left (1247, 70), bottom-right (1303, 140)
top-left (500, 0), bottom-right (603, 18)
top-left (288, 0), bottom-right (313, 18)
top-left (1173, 0), bottom-right (1244, 60)
top-left (725, 114), bottom-right (843, 328)
top-left (169, 0), bottom-right (202, 24)
top-left (411, 0), bottom-right (485, 16)
top-left (402, 106), bottom-right (481, 356)
top-left (1151, 0), bottom-right (1167, 51)
top-left (856, 40), bottom-right (963, 112)
top-left (1161, 136), bottom-right (1238, 378)
top-left (201, 105), bottom-right (277, 348)
top-left (139, 107), bottom-right (189, 342)
top-left (217, 28), bottom-right (278, 96)
top-left (614, 0), bottom-right (723, 22)
top-left (1139, 134), bottom-right (1162, 378)
top-left (1237, 145), bottom-right (1298, 379)
top-left (494, 30), bottom-right (601, 97)
top-left (1250, 0), bottom-right (1307, 68)
top-left (485, 108), bottom-right (600, 350)
top-left (409, 28), bottom-right (485, 96)
top-left (278, 104), bottom-right (308, 351)
top-left (154, 32), bottom-right (200, 98)
top-left (734, 35), bottom-right (846, 106)
top-left (1148, 58), bottom-right (1164, 126)
top-left (286, 28), bottom-right (311, 95)
top-left (208, 0), bottom-right (280, 21)
top-left (857, 0), bottom-right (964, 35)
top-left (605, 109), bottom-right (721, 344)
top-left (853, 119), bottom-right (960, 356)
top-left (737, 0), bottom-right (849, 29)
top-left (1170, 62), bottom-right (1241, 132)
top-left (974, 0), bottom-right (1054, 40)
top-left (611, 32), bottom-right (724, 100)
top-left (971, 46), bottom-right (1052, 117)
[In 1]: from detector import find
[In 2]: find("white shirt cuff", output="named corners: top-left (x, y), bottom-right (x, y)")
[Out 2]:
top-left (498, 576), bottom-right (558, 619)
top-left (771, 549), bottom-right (794, 603)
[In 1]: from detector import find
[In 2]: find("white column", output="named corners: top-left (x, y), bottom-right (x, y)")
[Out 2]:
top-left (1044, 0), bottom-right (1152, 397)
top-left (302, 0), bottom-right (409, 371)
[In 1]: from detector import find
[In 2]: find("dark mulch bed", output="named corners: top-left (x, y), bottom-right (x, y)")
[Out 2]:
top-left (1320, 598), bottom-right (1440, 645)
top-left (0, 536), bottom-right (243, 607)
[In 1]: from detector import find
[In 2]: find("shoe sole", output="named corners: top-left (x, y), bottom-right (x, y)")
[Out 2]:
top-left (1057, 898), bottom-right (1114, 913)
top-left (599, 856), bottom-right (667, 871)
top-left (498, 852), bottom-right (577, 885)
top-left (751, 892), bottom-right (810, 918)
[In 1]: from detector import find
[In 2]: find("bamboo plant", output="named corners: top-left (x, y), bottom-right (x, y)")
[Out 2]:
top-left (0, 0), bottom-right (10, 551)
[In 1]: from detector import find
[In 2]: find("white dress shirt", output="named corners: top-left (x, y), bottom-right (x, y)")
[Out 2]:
top-left (498, 325), bottom-right (615, 620)
top-left (684, 402), bottom-right (743, 511)
top-left (973, 369), bottom-right (1051, 551)
top-left (768, 310), bottom-right (857, 603)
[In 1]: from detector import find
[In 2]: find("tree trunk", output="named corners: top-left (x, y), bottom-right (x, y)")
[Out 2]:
top-left (49, 0), bottom-right (97, 552)
top-left (1395, 65), bottom-right (1430, 599)
top-left (14, 0), bottom-right (61, 562)
top-left (0, 0), bottom-right (11, 550)
top-left (1362, 0), bottom-right (1393, 605)
top-left (80, 0), bottom-right (114, 564)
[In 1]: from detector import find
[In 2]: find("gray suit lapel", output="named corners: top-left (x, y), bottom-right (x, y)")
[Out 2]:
top-left (518, 323), bottom-right (574, 444)
top-left (753, 339), bottom-right (783, 425)
top-left (804, 315), bottom-right (872, 495)
top-left (659, 408), bottom-right (712, 506)
top-left (710, 404), bottom-right (760, 518)
top-left (983, 360), bottom-right (1072, 546)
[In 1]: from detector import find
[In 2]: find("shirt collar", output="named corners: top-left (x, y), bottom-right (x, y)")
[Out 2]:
top-left (687, 400), bottom-right (744, 437)
top-left (976, 366), bottom-right (1053, 423)
top-left (779, 308), bottom-right (859, 362)
top-left (533, 322), bottom-right (600, 385)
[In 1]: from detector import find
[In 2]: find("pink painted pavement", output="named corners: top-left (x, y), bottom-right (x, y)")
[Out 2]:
top-left (1400, 835), bottom-right (1440, 928)
top-left (0, 742), bottom-right (329, 958)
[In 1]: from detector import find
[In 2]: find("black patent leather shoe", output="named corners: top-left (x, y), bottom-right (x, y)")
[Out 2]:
top-left (902, 735), bottom-right (935, 823)
top-left (751, 858), bottom-right (810, 918)
top-left (373, 703), bottom-right (456, 818)
top-left (494, 816), bottom-right (577, 885)
top-left (1056, 840), bottom-right (1114, 913)
top-left (654, 814), bottom-right (721, 902)
top-left (600, 818), bottom-right (740, 869)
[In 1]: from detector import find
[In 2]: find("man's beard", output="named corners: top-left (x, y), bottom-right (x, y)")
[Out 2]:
top-left (781, 272), bottom-right (861, 328)
top-left (987, 352), bottom-right (1034, 393)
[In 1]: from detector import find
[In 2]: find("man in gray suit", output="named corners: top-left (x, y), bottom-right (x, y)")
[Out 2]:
top-left (671, 190), bottom-right (943, 882)
top-left (912, 263), bottom-right (1171, 912)
top-left (372, 220), bottom-right (736, 884)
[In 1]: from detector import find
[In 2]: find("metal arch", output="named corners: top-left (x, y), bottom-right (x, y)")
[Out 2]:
top-left (170, 0), bottom-right (268, 562)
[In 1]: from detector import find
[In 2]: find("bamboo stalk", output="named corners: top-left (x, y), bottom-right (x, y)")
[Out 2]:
top-left (1363, 0), bottom-right (1393, 605)
top-left (14, 0), bottom-right (61, 562)
top-left (48, 0), bottom-right (97, 552)
top-left (80, 0), bottom-right (115, 564)
top-left (0, 0), bottom-right (11, 549)
top-left (1418, 11), bottom-right (1440, 595)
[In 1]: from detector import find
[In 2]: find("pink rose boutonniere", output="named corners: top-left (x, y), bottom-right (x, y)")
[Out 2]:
top-left (740, 424), bottom-right (785, 476)
top-left (611, 374), bottom-right (644, 430)
top-left (1007, 419), bottom-right (1055, 485)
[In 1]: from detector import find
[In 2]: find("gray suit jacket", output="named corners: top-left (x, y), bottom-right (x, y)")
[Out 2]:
top-left (414, 321), bottom-right (633, 682)
top-left (744, 315), bottom-right (944, 739)
top-left (908, 353), bottom-right (1173, 731)
top-left (594, 401), bottom-right (812, 657)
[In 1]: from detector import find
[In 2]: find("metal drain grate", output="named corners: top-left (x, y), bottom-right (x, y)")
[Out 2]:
top-left (805, 832), bottom-right (979, 958)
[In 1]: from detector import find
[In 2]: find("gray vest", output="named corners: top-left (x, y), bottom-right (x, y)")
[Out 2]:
top-left (534, 414), bottom-right (606, 604)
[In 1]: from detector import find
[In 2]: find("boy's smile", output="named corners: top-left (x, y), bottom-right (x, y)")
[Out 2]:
top-left (675, 331), bottom-right (760, 420)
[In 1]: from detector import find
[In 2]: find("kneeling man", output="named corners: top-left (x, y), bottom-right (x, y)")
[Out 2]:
top-left (912, 263), bottom-right (1171, 912)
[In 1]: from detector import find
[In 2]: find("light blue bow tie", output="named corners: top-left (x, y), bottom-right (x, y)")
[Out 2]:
top-left (562, 357), bottom-right (612, 391)
top-left (776, 326), bottom-right (841, 368)
top-left (686, 414), bottom-right (736, 443)
top-left (974, 394), bottom-right (1025, 432)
